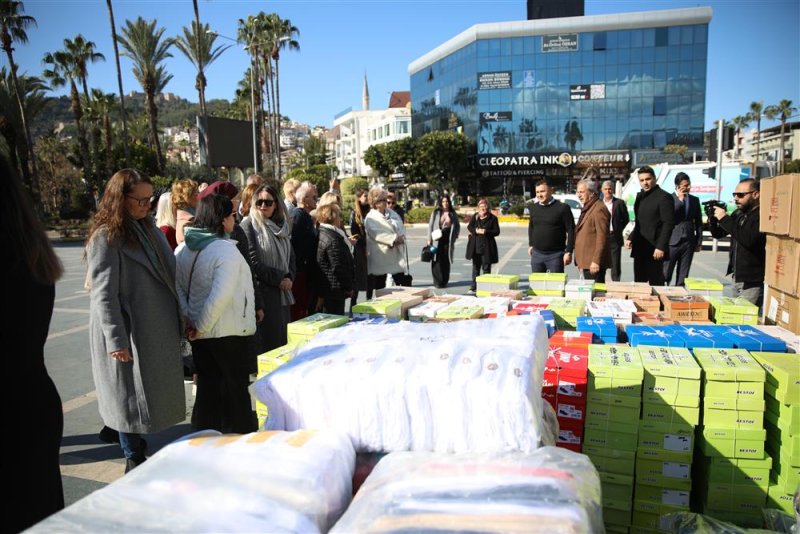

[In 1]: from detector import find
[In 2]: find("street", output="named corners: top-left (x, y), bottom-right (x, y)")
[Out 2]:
top-left (47, 223), bottom-right (733, 506)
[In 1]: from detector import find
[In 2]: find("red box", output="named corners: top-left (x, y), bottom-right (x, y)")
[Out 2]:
top-left (557, 417), bottom-right (585, 442)
top-left (542, 346), bottom-right (589, 397)
top-left (549, 330), bottom-right (594, 348)
top-left (512, 302), bottom-right (550, 313)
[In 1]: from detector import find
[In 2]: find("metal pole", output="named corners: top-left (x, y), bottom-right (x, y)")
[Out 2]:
top-left (712, 119), bottom-right (724, 253)
top-left (250, 64), bottom-right (258, 173)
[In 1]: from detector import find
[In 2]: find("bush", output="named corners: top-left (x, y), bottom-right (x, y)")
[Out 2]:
top-left (340, 176), bottom-right (369, 212)
top-left (783, 159), bottom-right (800, 173)
top-left (59, 188), bottom-right (94, 220)
top-left (509, 203), bottom-right (526, 217)
top-left (406, 207), bottom-right (434, 224)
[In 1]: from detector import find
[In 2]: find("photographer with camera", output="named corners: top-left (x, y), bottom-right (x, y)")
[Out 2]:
top-left (709, 179), bottom-right (766, 307)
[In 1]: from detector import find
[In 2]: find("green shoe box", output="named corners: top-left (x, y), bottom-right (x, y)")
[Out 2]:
top-left (770, 448), bottom-right (800, 486)
top-left (634, 458), bottom-right (692, 490)
top-left (637, 421), bottom-right (694, 456)
top-left (765, 419), bottom-right (800, 466)
top-left (634, 484), bottom-right (690, 508)
top-left (589, 376), bottom-right (643, 397)
top-left (767, 487), bottom-right (796, 515)
top-left (703, 482), bottom-right (767, 511)
top-left (693, 348), bottom-right (765, 382)
top-left (642, 402), bottom-right (699, 427)
top-left (703, 395), bottom-right (765, 412)
top-left (600, 471), bottom-right (634, 511)
top-left (642, 376), bottom-right (700, 407)
top-left (585, 445), bottom-right (636, 476)
top-left (584, 416), bottom-right (640, 435)
top-left (765, 395), bottom-right (800, 430)
top-left (702, 406), bottom-right (763, 430)
top-left (750, 351), bottom-right (800, 405)
top-left (631, 502), bottom-right (688, 532)
top-left (636, 447), bottom-right (693, 464)
top-left (701, 507), bottom-right (763, 529)
top-left (585, 427), bottom-right (639, 451)
top-left (603, 506), bottom-right (632, 528)
top-left (703, 379), bottom-right (764, 403)
top-left (586, 391), bottom-right (642, 421)
top-left (700, 427), bottom-right (766, 459)
top-left (705, 455), bottom-right (772, 488)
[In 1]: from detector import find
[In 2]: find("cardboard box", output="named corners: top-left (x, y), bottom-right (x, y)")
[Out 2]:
top-left (753, 325), bottom-right (800, 353)
top-left (406, 300), bottom-right (450, 322)
top-left (584, 427), bottom-right (639, 450)
top-left (772, 448), bottom-right (800, 486)
top-left (374, 286), bottom-right (431, 299)
top-left (751, 353), bottom-right (800, 405)
top-left (659, 295), bottom-right (710, 321)
top-left (705, 455), bottom-right (772, 488)
top-left (588, 345), bottom-right (644, 391)
top-left (641, 402), bottom-right (699, 427)
top-left (764, 284), bottom-right (800, 333)
top-left (488, 289), bottom-right (525, 300)
top-left (684, 277), bottom-right (725, 291)
top-left (765, 393), bottom-right (800, 425)
top-left (635, 458), bottom-right (692, 490)
top-left (639, 346), bottom-right (701, 406)
top-left (721, 325), bottom-right (789, 352)
top-left (632, 312), bottom-right (675, 326)
top-left (634, 484), bottom-right (691, 508)
top-left (604, 507), bottom-right (632, 528)
top-left (434, 302), bottom-right (484, 321)
top-left (286, 313), bottom-right (349, 344)
top-left (767, 484), bottom-right (796, 515)
top-left (600, 471), bottom-right (635, 511)
top-left (475, 273), bottom-right (519, 290)
top-left (377, 293), bottom-right (423, 319)
top-left (693, 348), bottom-right (766, 382)
top-left (635, 446), bottom-right (693, 464)
top-left (765, 419), bottom-right (800, 464)
top-left (701, 427), bottom-right (766, 459)
top-left (626, 326), bottom-right (685, 347)
top-left (630, 295), bottom-right (662, 313)
top-left (549, 330), bottom-right (594, 348)
top-left (653, 286), bottom-right (689, 297)
top-left (638, 421), bottom-right (694, 455)
top-left (631, 507), bottom-right (681, 532)
top-left (765, 235), bottom-right (800, 296)
top-left (704, 395), bottom-right (765, 412)
top-left (256, 343), bottom-right (299, 378)
top-left (703, 482), bottom-right (767, 513)
top-left (584, 415), bottom-right (640, 436)
top-left (543, 346), bottom-right (589, 400)
top-left (584, 445), bottom-right (636, 476)
top-left (703, 379), bottom-right (764, 402)
top-left (586, 391), bottom-right (641, 421)
top-left (606, 281), bottom-right (652, 295)
top-left (556, 417), bottom-right (584, 446)
top-left (760, 173), bottom-right (800, 237)
top-left (702, 406), bottom-right (764, 430)
top-left (351, 298), bottom-right (403, 320)
top-left (770, 471), bottom-right (799, 495)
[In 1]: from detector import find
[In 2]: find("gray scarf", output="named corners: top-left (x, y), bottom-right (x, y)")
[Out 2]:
top-left (252, 216), bottom-right (295, 306)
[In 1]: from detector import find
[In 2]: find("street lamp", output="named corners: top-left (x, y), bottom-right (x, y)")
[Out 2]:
top-left (207, 29), bottom-right (259, 173)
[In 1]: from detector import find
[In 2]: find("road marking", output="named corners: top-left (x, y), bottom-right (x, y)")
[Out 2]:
top-left (53, 307), bottom-right (91, 315)
top-left (63, 390), bottom-right (97, 414)
top-left (48, 324), bottom-right (89, 340)
top-left (60, 454), bottom-right (123, 484)
top-left (54, 292), bottom-right (89, 303)
top-left (495, 242), bottom-right (522, 273)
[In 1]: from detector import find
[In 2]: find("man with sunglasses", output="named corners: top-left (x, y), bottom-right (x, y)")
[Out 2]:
top-left (709, 179), bottom-right (766, 307)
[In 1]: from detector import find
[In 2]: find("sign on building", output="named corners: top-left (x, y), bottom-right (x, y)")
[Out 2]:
top-left (478, 71), bottom-right (512, 90)
top-left (542, 34), bottom-right (579, 52)
top-left (570, 84), bottom-right (606, 100)
top-left (479, 111), bottom-right (513, 123)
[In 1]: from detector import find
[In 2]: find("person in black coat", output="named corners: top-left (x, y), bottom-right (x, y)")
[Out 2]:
top-left (664, 172), bottom-right (704, 286)
top-left (625, 166), bottom-right (675, 286)
top-left (316, 204), bottom-right (355, 315)
top-left (466, 198), bottom-right (501, 293)
top-left (2, 155), bottom-right (65, 531)
top-left (289, 182), bottom-right (319, 320)
top-left (601, 180), bottom-right (630, 282)
top-left (709, 179), bottom-right (766, 307)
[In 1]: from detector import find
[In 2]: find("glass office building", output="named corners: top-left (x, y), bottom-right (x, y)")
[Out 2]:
top-left (409, 7), bottom-right (711, 193)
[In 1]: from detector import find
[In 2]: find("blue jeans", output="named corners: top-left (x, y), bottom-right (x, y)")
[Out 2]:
top-left (530, 249), bottom-right (565, 273)
top-left (119, 432), bottom-right (145, 461)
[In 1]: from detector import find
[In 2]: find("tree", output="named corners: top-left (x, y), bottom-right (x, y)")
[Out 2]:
top-left (0, 67), bottom-right (47, 180)
top-left (730, 115), bottom-right (750, 159)
top-left (238, 15), bottom-right (265, 171)
top-left (35, 135), bottom-right (81, 217)
top-left (173, 21), bottom-right (229, 117)
top-left (1, 0), bottom-right (39, 195)
top-left (117, 16), bottom-right (173, 172)
top-left (301, 134), bottom-right (327, 167)
top-left (664, 144), bottom-right (689, 163)
top-left (105, 0), bottom-right (130, 165)
top-left (87, 89), bottom-right (117, 177)
top-left (748, 101), bottom-right (763, 160)
top-left (415, 131), bottom-right (470, 191)
top-left (265, 13), bottom-right (299, 180)
top-left (764, 99), bottom-right (796, 174)
top-left (363, 143), bottom-right (389, 177)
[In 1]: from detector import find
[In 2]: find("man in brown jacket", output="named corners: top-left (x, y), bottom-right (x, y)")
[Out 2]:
top-left (574, 178), bottom-right (611, 282)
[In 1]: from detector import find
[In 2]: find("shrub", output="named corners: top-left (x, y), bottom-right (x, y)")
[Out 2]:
top-left (406, 207), bottom-right (434, 224)
top-left (340, 176), bottom-right (369, 212)
top-left (509, 203), bottom-right (526, 217)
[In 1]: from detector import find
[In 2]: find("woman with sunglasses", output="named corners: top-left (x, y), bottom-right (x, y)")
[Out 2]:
top-left (85, 169), bottom-right (185, 472)
top-left (175, 195), bottom-right (257, 433)
top-left (241, 185), bottom-right (296, 352)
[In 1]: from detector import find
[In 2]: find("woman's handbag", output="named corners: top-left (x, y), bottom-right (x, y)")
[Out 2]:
top-left (421, 245), bottom-right (433, 263)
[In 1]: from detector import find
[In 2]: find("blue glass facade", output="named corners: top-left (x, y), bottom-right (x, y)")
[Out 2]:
top-left (411, 23), bottom-right (708, 180)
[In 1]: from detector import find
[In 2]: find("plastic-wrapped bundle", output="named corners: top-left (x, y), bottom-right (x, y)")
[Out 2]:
top-left (30, 430), bottom-right (355, 533)
top-left (660, 512), bottom-right (776, 533)
top-left (330, 446), bottom-right (603, 533)
top-left (254, 316), bottom-right (550, 453)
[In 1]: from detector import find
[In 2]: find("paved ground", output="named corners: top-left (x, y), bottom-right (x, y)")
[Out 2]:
top-left (47, 223), bottom-right (734, 506)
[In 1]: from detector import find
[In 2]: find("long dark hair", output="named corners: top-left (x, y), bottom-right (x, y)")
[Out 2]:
top-left (1, 155), bottom-right (63, 284)
top-left (193, 195), bottom-right (233, 236)
top-left (435, 194), bottom-right (454, 213)
top-left (353, 188), bottom-right (369, 226)
top-left (86, 168), bottom-right (152, 246)
top-left (251, 184), bottom-right (287, 226)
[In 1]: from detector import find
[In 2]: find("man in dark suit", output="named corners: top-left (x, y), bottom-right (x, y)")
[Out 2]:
top-left (625, 166), bottom-right (675, 286)
top-left (664, 172), bottom-right (703, 286)
top-left (601, 180), bottom-right (629, 282)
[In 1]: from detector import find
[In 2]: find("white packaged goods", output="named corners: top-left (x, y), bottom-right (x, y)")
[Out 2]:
top-left (588, 299), bottom-right (637, 322)
top-left (254, 316), bottom-right (550, 453)
top-left (330, 447), bottom-right (603, 534)
top-left (30, 430), bottom-right (355, 533)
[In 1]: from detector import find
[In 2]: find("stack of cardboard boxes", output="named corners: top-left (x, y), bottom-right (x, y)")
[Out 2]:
top-left (528, 272), bottom-right (567, 296)
top-left (475, 273), bottom-right (519, 296)
top-left (761, 173), bottom-right (800, 333)
top-left (584, 345), bottom-right (644, 532)
top-left (706, 297), bottom-right (760, 325)
top-left (694, 348), bottom-right (768, 527)
top-left (632, 346), bottom-right (702, 531)
top-left (751, 351), bottom-right (800, 516)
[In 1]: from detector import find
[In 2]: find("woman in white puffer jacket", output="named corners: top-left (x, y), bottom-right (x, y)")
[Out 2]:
top-left (175, 194), bottom-right (257, 433)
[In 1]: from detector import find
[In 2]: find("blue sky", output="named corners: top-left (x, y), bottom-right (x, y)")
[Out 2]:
top-left (8, 0), bottom-right (800, 130)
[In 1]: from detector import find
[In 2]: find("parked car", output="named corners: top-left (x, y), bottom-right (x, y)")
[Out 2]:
top-left (525, 194), bottom-right (581, 224)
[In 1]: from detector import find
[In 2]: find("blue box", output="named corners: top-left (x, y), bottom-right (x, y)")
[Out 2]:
top-left (720, 325), bottom-right (787, 352)
top-left (626, 326), bottom-right (685, 347)
top-left (674, 325), bottom-right (736, 349)
top-left (534, 309), bottom-right (557, 337)
top-left (577, 316), bottom-right (617, 337)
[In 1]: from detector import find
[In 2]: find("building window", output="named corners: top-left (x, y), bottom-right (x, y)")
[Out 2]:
top-left (385, 124), bottom-right (390, 136)
top-left (653, 96), bottom-right (667, 116)
top-left (655, 27), bottom-right (668, 47)
top-left (397, 120), bottom-right (409, 134)
top-left (594, 32), bottom-right (607, 51)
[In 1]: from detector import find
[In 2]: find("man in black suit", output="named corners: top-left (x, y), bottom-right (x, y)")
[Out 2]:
top-left (625, 166), bottom-right (674, 286)
top-left (601, 180), bottom-right (629, 282)
top-left (664, 172), bottom-right (703, 286)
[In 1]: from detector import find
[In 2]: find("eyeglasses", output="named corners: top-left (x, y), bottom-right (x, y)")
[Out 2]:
top-left (126, 195), bottom-right (151, 207)
top-left (732, 191), bottom-right (754, 199)
top-left (387, 200), bottom-right (395, 205)
top-left (256, 199), bottom-right (275, 207)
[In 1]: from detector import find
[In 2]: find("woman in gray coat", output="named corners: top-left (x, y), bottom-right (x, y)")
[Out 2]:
top-left (85, 169), bottom-right (185, 472)
top-left (427, 194), bottom-right (460, 288)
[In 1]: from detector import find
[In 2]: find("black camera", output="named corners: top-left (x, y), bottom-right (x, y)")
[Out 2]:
top-left (702, 199), bottom-right (726, 219)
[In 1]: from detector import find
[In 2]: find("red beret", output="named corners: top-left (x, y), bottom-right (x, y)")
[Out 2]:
top-left (197, 180), bottom-right (239, 201)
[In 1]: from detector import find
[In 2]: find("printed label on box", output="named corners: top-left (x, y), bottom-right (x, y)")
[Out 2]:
top-left (664, 434), bottom-right (692, 452)
top-left (663, 462), bottom-right (690, 479)
top-left (558, 404), bottom-right (584, 419)
top-left (662, 490), bottom-right (690, 507)
top-left (558, 382), bottom-right (578, 395)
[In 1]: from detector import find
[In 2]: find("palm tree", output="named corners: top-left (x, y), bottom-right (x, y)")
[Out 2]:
top-left (1, 0), bottom-right (39, 192)
top-left (88, 89), bottom-right (117, 176)
top-left (748, 101), bottom-right (763, 160)
top-left (0, 67), bottom-right (47, 179)
top-left (42, 49), bottom-right (93, 189)
top-left (117, 16), bottom-right (173, 172)
top-left (764, 99), bottom-right (797, 174)
top-left (238, 15), bottom-right (265, 171)
top-left (106, 0), bottom-right (129, 166)
top-left (64, 35), bottom-right (104, 102)
top-left (264, 13), bottom-right (299, 179)
top-left (173, 21), bottom-right (228, 117)
top-left (730, 115), bottom-right (750, 159)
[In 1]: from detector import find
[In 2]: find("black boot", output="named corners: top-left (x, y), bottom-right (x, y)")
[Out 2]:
top-left (124, 455), bottom-right (146, 474)
top-left (99, 426), bottom-right (119, 443)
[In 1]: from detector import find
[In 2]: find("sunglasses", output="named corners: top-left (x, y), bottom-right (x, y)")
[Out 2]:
top-left (126, 195), bottom-right (152, 207)
top-left (732, 191), bottom-right (753, 199)
top-left (256, 199), bottom-right (275, 207)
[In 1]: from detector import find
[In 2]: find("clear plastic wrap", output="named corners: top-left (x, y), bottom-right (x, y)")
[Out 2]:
top-left (29, 430), bottom-right (355, 533)
top-left (661, 512), bottom-right (775, 533)
top-left (253, 316), bottom-right (551, 453)
top-left (330, 446), bottom-right (603, 533)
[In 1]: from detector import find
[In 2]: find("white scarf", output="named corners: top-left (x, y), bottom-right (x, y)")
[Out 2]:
top-left (320, 223), bottom-right (352, 252)
top-left (252, 216), bottom-right (295, 306)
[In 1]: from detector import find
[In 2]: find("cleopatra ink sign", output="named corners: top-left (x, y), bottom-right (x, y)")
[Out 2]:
top-left (474, 151), bottom-right (631, 178)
